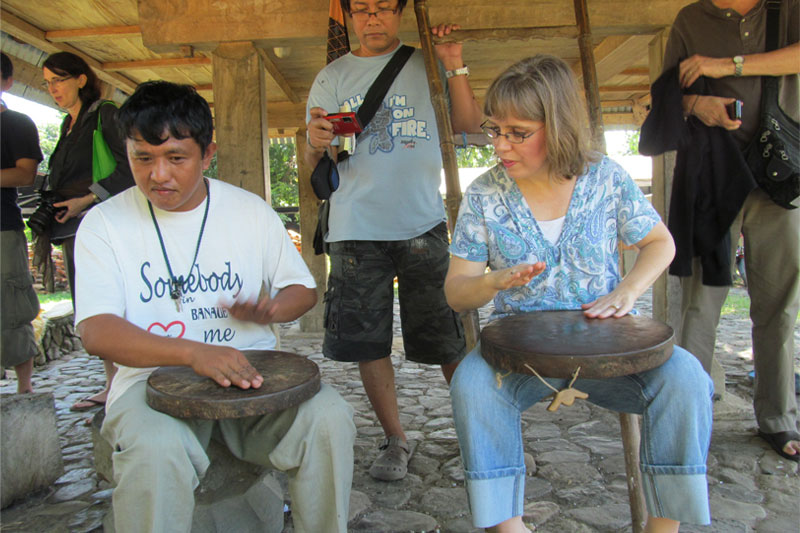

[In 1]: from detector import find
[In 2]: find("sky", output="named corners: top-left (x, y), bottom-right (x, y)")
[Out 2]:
top-left (3, 93), bottom-right (63, 128)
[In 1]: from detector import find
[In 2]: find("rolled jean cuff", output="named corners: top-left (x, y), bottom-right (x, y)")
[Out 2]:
top-left (465, 469), bottom-right (525, 528)
top-left (642, 472), bottom-right (710, 525)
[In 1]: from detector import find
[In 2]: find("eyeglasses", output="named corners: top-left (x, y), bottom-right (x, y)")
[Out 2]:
top-left (481, 121), bottom-right (543, 144)
top-left (350, 6), bottom-right (399, 21)
top-left (41, 76), bottom-right (73, 90)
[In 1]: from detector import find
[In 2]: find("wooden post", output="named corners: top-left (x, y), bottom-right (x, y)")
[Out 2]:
top-left (296, 129), bottom-right (327, 332)
top-left (212, 42), bottom-right (271, 200)
top-left (413, 0), bottom-right (481, 350)
top-left (573, 0), bottom-right (606, 153)
top-left (619, 412), bottom-right (647, 532)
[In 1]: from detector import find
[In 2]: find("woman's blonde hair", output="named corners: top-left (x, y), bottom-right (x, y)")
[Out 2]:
top-left (484, 54), bottom-right (598, 179)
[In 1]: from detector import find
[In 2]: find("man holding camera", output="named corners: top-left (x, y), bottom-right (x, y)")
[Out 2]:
top-left (1, 52), bottom-right (43, 394)
top-left (663, 0), bottom-right (800, 461)
top-left (305, 0), bottom-right (482, 480)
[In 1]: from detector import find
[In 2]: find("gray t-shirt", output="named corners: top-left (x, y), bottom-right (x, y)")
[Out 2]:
top-left (307, 46), bottom-right (448, 242)
top-left (663, 0), bottom-right (799, 148)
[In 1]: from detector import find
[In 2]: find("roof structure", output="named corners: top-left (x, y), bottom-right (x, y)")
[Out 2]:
top-left (1, 0), bottom-right (691, 134)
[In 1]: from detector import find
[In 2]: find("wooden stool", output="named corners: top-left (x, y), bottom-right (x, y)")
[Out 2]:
top-left (481, 310), bottom-right (674, 533)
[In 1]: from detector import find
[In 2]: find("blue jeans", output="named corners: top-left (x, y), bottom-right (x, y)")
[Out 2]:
top-left (450, 344), bottom-right (713, 528)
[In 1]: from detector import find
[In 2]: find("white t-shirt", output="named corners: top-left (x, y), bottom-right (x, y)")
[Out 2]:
top-left (306, 46), bottom-right (448, 242)
top-left (74, 179), bottom-right (315, 407)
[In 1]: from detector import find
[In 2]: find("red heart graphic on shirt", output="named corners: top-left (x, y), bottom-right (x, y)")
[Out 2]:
top-left (147, 321), bottom-right (186, 338)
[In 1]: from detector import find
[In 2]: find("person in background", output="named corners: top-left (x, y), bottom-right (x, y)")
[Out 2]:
top-left (660, 0), bottom-right (799, 462)
top-left (34, 51), bottom-right (135, 411)
top-left (0, 52), bottom-right (44, 394)
top-left (305, 0), bottom-right (483, 481)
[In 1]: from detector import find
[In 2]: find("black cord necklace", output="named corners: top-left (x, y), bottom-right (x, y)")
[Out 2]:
top-left (147, 179), bottom-right (210, 312)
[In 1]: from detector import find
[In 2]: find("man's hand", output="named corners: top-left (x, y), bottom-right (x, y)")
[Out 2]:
top-left (307, 107), bottom-right (336, 152)
top-left (679, 54), bottom-right (733, 87)
top-left (489, 262), bottom-right (546, 291)
top-left (432, 23), bottom-right (465, 70)
top-left (188, 344), bottom-right (263, 389)
top-left (54, 194), bottom-right (94, 223)
top-left (690, 95), bottom-right (742, 130)
top-left (225, 295), bottom-right (280, 325)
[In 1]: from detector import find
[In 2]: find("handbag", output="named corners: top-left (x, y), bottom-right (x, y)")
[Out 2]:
top-left (743, 1), bottom-right (799, 209)
top-left (92, 101), bottom-right (118, 183)
top-left (312, 44), bottom-right (416, 255)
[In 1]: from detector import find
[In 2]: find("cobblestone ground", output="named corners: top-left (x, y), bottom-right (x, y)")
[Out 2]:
top-left (1, 287), bottom-right (798, 532)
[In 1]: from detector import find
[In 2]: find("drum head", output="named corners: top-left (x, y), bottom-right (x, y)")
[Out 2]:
top-left (480, 310), bottom-right (674, 379)
top-left (146, 350), bottom-right (321, 419)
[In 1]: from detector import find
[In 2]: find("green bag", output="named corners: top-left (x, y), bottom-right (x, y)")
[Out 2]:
top-left (92, 101), bottom-right (118, 183)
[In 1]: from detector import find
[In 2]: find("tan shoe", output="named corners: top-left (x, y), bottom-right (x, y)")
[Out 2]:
top-left (369, 436), bottom-right (412, 481)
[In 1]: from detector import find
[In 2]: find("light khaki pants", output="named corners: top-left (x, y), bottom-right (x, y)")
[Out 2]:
top-left (679, 188), bottom-right (799, 433)
top-left (102, 381), bottom-right (355, 533)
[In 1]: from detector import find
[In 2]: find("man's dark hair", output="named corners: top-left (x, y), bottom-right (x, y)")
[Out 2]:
top-left (1, 53), bottom-right (13, 81)
top-left (42, 52), bottom-right (100, 105)
top-left (117, 81), bottom-right (214, 155)
top-left (339, 0), bottom-right (406, 14)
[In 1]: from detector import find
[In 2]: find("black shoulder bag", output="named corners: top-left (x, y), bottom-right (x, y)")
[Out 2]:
top-left (312, 44), bottom-right (415, 255)
top-left (744, 0), bottom-right (799, 209)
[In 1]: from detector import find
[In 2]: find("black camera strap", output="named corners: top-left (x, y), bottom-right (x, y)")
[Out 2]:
top-left (337, 44), bottom-right (415, 162)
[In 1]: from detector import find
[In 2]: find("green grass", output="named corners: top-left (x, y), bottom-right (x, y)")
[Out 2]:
top-left (38, 291), bottom-right (71, 305)
top-left (721, 291), bottom-right (750, 318)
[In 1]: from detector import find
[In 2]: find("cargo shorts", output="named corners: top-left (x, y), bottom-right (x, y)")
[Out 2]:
top-left (322, 222), bottom-right (465, 365)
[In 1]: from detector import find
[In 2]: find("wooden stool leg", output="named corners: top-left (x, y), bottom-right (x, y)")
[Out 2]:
top-left (619, 412), bottom-right (647, 533)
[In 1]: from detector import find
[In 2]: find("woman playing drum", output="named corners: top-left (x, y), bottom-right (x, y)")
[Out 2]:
top-left (445, 55), bottom-right (713, 533)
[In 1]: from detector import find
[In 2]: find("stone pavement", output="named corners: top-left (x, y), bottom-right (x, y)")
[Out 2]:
top-left (1, 287), bottom-right (798, 532)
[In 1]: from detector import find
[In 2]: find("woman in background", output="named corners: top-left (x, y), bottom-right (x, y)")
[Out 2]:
top-left (37, 51), bottom-right (134, 411)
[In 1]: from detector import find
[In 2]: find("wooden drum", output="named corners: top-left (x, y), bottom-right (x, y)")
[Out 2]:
top-left (146, 350), bottom-right (321, 419)
top-left (480, 310), bottom-right (674, 379)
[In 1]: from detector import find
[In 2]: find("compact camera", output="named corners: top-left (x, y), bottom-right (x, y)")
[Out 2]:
top-left (27, 191), bottom-right (66, 236)
top-left (327, 112), bottom-right (363, 135)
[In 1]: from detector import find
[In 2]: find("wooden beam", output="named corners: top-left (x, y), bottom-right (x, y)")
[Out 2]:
top-left (103, 57), bottom-right (211, 72)
top-left (45, 25), bottom-right (141, 42)
top-left (599, 84), bottom-right (651, 93)
top-left (1, 10), bottom-right (138, 94)
top-left (256, 48), bottom-right (300, 104)
top-left (574, 0), bottom-right (606, 153)
top-left (432, 26), bottom-right (578, 43)
top-left (295, 129), bottom-right (326, 333)
top-left (621, 67), bottom-right (650, 76)
top-left (212, 42), bottom-right (270, 199)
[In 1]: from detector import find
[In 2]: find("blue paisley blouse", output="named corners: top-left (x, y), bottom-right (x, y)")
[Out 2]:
top-left (450, 156), bottom-right (660, 317)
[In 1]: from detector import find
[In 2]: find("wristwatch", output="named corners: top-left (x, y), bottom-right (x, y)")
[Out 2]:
top-left (733, 55), bottom-right (744, 77)
top-left (445, 66), bottom-right (470, 79)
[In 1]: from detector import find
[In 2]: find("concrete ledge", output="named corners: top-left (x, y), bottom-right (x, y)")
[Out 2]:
top-left (1, 393), bottom-right (64, 508)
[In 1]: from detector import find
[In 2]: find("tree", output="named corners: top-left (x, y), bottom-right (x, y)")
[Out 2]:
top-left (37, 121), bottom-right (61, 169)
top-left (624, 130), bottom-right (641, 156)
top-left (456, 145), bottom-right (496, 168)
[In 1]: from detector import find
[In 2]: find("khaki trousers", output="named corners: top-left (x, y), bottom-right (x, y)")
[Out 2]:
top-left (102, 381), bottom-right (355, 533)
top-left (679, 188), bottom-right (799, 433)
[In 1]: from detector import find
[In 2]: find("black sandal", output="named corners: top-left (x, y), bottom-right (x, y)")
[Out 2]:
top-left (758, 430), bottom-right (800, 462)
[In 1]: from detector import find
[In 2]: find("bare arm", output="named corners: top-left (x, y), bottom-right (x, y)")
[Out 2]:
top-left (582, 221), bottom-right (675, 318)
top-left (679, 43), bottom-right (800, 87)
top-left (78, 314), bottom-right (264, 389)
top-left (444, 256), bottom-right (546, 312)
top-left (431, 24), bottom-right (483, 134)
top-left (225, 284), bottom-right (317, 325)
top-left (0, 158), bottom-right (38, 187)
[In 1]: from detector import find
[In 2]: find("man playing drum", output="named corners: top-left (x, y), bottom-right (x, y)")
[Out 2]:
top-left (444, 56), bottom-right (714, 533)
top-left (74, 81), bottom-right (355, 533)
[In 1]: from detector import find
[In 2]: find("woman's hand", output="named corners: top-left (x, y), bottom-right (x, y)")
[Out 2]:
top-left (581, 287), bottom-right (637, 319)
top-left (53, 194), bottom-right (94, 223)
top-left (489, 262), bottom-right (546, 291)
